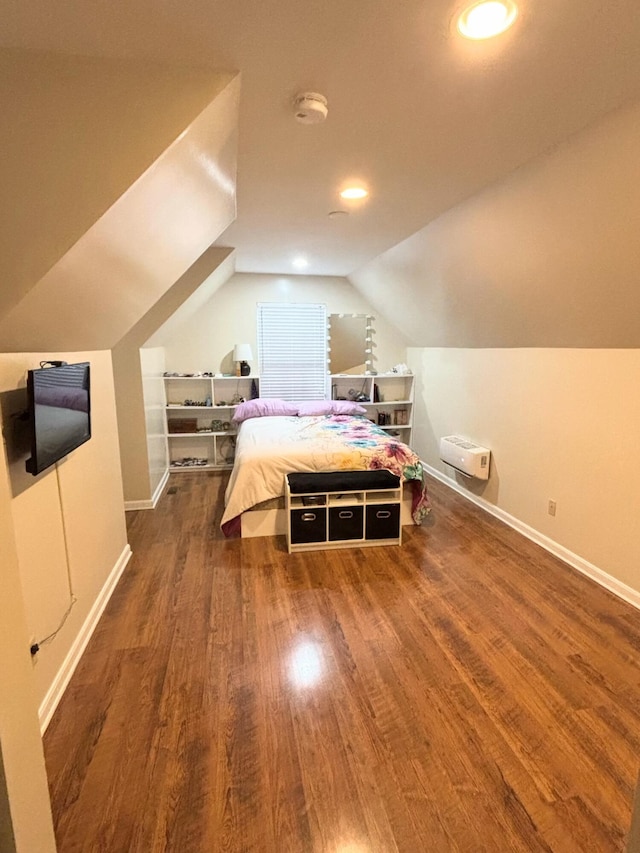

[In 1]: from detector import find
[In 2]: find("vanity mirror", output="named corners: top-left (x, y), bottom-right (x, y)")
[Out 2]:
top-left (328, 314), bottom-right (375, 374)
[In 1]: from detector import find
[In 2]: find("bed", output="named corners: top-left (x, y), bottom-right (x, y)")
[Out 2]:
top-left (221, 411), bottom-right (430, 537)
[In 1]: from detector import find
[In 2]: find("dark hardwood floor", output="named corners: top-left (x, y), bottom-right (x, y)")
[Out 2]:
top-left (44, 471), bottom-right (640, 852)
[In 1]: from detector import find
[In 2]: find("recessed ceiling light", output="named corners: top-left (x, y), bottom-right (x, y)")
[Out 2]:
top-left (340, 187), bottom-right (368, 200)
top-left (457, 0), bottom-right (518, 40)
top-left (292, 255), bottom-right (309, 270)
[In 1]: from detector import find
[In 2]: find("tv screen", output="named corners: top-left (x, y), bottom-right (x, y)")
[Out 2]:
top-left (25, 362), bottom-right (91, 476)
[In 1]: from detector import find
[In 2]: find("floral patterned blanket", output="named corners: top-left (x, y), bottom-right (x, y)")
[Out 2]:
top-left (221, 415), bottom-right (430, 536)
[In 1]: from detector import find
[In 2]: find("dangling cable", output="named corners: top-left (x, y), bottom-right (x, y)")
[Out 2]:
top-left (33, 465), bottom-right (76, 650)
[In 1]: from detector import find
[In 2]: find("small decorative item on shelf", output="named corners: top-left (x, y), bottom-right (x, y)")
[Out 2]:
top-left (348, 387), bottom-right (370, 403)
top-left (218, 436), bottom-right (236, 465)
top-left (223, 421), bottom-right (231, 430)
top-left (171, 457), bottom-right (209, 467)
top-left (211, 419), bottom-right (224, 431)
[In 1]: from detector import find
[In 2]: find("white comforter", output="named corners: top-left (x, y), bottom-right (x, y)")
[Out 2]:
top-left (222, 416), bottom-right (330, 527)
top-left (221, 415), bottom-right (429, 532)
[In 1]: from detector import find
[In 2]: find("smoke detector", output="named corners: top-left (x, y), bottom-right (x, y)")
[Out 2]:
top-left (293, 92), bottom-right (328, 125)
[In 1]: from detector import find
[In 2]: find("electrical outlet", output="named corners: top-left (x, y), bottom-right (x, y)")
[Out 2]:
top-left (548, 499), bottom-right (557, 517)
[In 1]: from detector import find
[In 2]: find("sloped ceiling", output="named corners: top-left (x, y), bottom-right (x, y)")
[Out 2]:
top-left (349, 99), bottom-right (640, 348)
top-left (2, 0), bottom-right (640, 281)
top-left (0, 50), bottom-right (240, 351)
top-left (145, 251), bottom-right (237, 349)
top-left (0, 49), bottom-right (236, 318)
top-left (2, 3), bottom-right (640, 350)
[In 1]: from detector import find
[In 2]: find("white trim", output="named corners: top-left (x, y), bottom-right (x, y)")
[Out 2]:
top-left (124, 499), bottom-right (154, 510)
top-left (39, 543), bottom-right (133, 733)
top-left (423, 461), bottom-right (640, 613)
top-left (124, 468), bottom-right (169, 512)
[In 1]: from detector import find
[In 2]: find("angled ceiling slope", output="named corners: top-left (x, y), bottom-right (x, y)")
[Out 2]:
top-left (349, 97), bottom-right (640, 349)
top-left (4, 1), bottom-right (640, 280)
top-left (0, 49), bottom-right (240, 352)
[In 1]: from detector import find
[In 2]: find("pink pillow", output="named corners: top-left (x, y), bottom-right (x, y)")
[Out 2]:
top-left (232, 398), bottom-right (299, 424)
top-left (297, 400), bottom-right (367, 417)
top-left (330, 400), bottom-right (368, 416)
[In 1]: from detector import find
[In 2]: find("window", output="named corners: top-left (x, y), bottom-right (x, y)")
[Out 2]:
top-left (257, 303), bottom-right (328, 400)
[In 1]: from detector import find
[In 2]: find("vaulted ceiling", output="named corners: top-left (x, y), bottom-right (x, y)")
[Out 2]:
top-left (3, 0), bottom-right (640, 280)
top-left (3, 1), bottom-right (640, 352)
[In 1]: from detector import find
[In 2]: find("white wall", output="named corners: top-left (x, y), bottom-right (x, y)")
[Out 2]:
top-left (409, 347), bottom-right (640, 592)
top-left (346, 98), bottom-right (640, 597)
top-left (113, 248), bottom-right (235, 505)
top-left (0, 454), bottom-right (56, 853)
top-left (140, 347), bottom-right (168, 499)
top-left (155, 272), bottom-right (409, 375)
top-left (0, 350), bottom-right (129, 717)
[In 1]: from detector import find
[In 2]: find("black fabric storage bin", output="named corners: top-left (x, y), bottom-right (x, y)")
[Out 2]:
top-left (290, 507), bottom-right (327, 544)
top-left (365, 504), bottom-right (401, 540)
top-left (329, 506), bottom-right (364, 541)
top-left (287, 469), bottom-right (400, 494)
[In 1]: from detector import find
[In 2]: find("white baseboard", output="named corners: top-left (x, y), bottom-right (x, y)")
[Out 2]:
top-left (39, 543), bottom-right (133, 733)
top-left (124, 468), bottom-right (169, 512)
top-left (423, 462), bottom-right (640, 613)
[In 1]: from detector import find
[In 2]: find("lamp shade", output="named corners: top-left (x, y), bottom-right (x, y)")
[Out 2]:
top-left (233, 344), bottom-right (253, 362)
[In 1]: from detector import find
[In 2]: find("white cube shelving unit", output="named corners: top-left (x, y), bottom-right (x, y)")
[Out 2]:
top-left (329, 373), bottom-right (414, 443)
top-left (164, 374), bottom-right (259, 471)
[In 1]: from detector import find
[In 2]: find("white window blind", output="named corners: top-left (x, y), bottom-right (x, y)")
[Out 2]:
top-left (257, 303), bottom-right (328, 400)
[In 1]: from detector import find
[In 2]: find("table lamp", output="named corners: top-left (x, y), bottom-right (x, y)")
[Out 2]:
top-left (233, 344), bottom-right (253, 376)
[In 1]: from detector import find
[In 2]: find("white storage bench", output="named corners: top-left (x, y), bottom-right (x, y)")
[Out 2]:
top-left (285, 469), bottom-right (402, 553)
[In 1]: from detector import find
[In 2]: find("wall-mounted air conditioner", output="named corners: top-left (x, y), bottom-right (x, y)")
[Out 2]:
top-left (439, 436), bottom-right (491, 480)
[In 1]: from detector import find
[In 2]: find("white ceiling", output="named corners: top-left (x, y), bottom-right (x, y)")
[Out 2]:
top-left (4, 0), bottom-right (640, 277)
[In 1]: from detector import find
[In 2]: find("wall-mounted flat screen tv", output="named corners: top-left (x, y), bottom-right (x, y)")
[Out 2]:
top-left (25, 362), bottom-right (91, 476)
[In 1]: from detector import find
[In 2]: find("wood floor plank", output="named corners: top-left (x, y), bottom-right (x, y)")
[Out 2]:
top-left (43, 471), bottom-right (640, 852)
